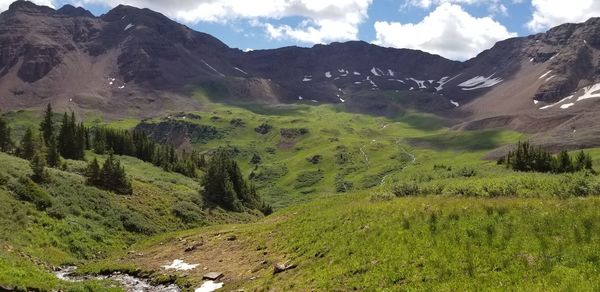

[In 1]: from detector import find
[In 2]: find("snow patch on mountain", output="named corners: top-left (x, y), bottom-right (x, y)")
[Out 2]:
top-left (325, 71), bottom-right (332, 78)
top-left (408, 78), bottom-right (426, 89)
top-left (124, 23), bottom-right (134, 31)
top-left (458, 74), bottom-right (503, 91)
top-left (576, 82), bottom-right (600, 101)
top-left (539, 70), bottom-right (552, 80)
top-left (233, 67), bottom-right (248, 75)
top-left (450, 100), bottom-right (459, 107)
top-left (201, 60), bottom-right (225, 77)
top-left (302, 76), bottom-right (312, 82)
top-left (371, 67), bottom-right (381, 76)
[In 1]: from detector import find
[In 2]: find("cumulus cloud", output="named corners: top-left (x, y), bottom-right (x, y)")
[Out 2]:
top-left (374, 3), bottom-right (516, 60)
top-left (403, 0), bottom-right (508, 15)
top-left (0, 0), bottom-right (55, 11)
top-left (74, 0), bottom-right (372, 44)
top-left (527, 0), bottom-right (600, 32)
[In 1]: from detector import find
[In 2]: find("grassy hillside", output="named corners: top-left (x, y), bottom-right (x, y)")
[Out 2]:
top-left (94, 193), bottom-right (600, 291)
top-left (0, 151), bottom-right (258, 291)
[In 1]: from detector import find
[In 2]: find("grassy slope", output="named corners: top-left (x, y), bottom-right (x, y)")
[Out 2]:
top-left (0, 151), bottom-right (256, 291)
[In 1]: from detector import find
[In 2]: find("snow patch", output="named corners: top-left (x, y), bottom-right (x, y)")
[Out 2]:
top-left (339, 97), bottom-right (346, 103)
top-left (325, 71), bottom-right (332, 78)
top-left (311, 99), bottom-right (318, 103)
top-left (195, 281), bottom-right (224, 292)
top-left (302, 76), bottom-right (312, 82)
top-left (560, 103), bottom-right (575, 109)
top-left (529, 57), bottom-right (534, 62)
top-left (435, 74), bottom-right (461, 91)
top-left (370, 67), bottom-right (383, 76)
top-left (408, 78), bottom-right (426, 89)
top-left (388, 69), bottom-right (395, 77)
top-left (450, 100), bottom-right (459, 107)
top-left (534, 100), bottom-right (539, 104)
top-left (124, 23), bottom-right (134, 31)
top-left (395, 79), bottom-right (405, 83)
top-left (201, 60), bottom-right (225, 77)
top-left (354, 81), bottom-right (362, 84)
top-left (366, 76), bottom-right (377, 88)
top-left (549, 53), bottom-right (559, 61)
top-left (458, 73), bottom-right (503, 90)
top-left (298, 96), bottom-right (303, 100)
top-left (233, 67), bottom-right (248, 75)
top-left (545, 75), bottom-right (555, 82)
top-left (576, 82), bottom-right (600, 101)
top-left (162, 259), bottom-right (198, 271)
top-left (353, 71), bottom-right (361, 76)
top-left (118, 84), bottom-right (125, 89)
top-left (539, 70), bottom-right (552, 80)
top-left (540, 95), bottom-right (574, 110)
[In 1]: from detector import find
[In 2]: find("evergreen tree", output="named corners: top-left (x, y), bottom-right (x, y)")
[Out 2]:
top-left (0, 115), bottom-right (12, 153)
top-left (86, 158), bottom-right (102, 186)
top-left (201, 149), bottom-right (270, 214)
top-left (58, 112), bottom-right (86, 160)
top-left (557, 150), bottom-right (573, 173)
top-left (30, 146), bottom-right (48, 183)
top-left (46, 136), bottom-right (61, 167)
top-left (19, 127), bottom-right (36, 160)
top-left (40, 103), bottom-right (54, 146)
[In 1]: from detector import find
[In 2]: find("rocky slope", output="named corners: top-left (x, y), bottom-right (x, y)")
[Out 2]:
top-left (0, 1), bottom-right (599, 148)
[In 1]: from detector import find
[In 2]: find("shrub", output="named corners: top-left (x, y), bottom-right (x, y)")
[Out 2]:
top-left (391, 182), bottom-right (420, 197)
top-left (254, 123), bottom-right (272, 135)
top-left (121, 212), bottom-right (155, 235)
top-left (12, 177), bottom-right (53, 210)
top-left (295, 170), bottom-right (324, 189)
top-left (370, 192), bottom-right (396, 202)
top-left (172, 201), bottom-right (203, 224)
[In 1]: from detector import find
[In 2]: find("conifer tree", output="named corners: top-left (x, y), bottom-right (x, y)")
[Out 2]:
top-left (46, 137), bottom-right (61, 167)
top-left (0, 114), bottom-right (12, 153)
top-left (40, 103), bottom-right (54, 147)
top-left (86, 158), bottom-right (102, 186)
top-left (30, 144), bottom-right (48, 183)
top-left (19, 127), bottom-right (36, 160)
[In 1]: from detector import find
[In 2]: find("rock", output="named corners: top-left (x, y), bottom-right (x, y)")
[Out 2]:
top-left (184, 241), bottom-right (203, 252)
top-left (203, 272), bottom-right (224, 281)
top-left (273, 262), bottom-right (297, 274)
top-left (226, 235), bottom-right (237, 241)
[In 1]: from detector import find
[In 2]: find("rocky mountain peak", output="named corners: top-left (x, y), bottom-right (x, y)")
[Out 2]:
top-left (6, 0), bottom-right (54, 14)
top-left (57, 4), bottom-right (94, 18)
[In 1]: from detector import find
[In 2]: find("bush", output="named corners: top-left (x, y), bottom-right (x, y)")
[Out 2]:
top-left (254, 123), bottom-right (272, 135)
top-left (12, 177), bottom-right (53, 210)
top-left (295, 170), bottom-right (324, 189)
top-left (172, 201), bottom-right (203, 224)
top-left (121, 212), bottom-right (155, 235)
top-left (370, 192), bottom-right (396, 202)
top-left (391, 182), bottom-right (420, 197)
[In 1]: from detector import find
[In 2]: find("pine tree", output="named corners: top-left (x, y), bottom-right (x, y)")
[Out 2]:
top-left (19, 127), bottom-right (36, 160)
top-left (40, 103), bottom-right (54, 147)
top-left (30, 146), bottom-right (48, 183)
top-left (0, 114), bottom-right (12, 153)
top-left (557, 150), bottom-right (573, 173)
top-left (86, 158), bottom-right (102, 186)
top-left (46, 136), bottom-right (61, 167)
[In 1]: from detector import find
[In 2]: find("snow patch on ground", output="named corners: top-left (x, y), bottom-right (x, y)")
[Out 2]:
top-left (534, 100), bottom-right (539, 104)
top-left (302, 76), bottom-right (312, 82)
top-left (354, 81), bottom-right (362, 84)
top-left (458, 74), bottom-right (503, 90)
top-left (408, 78), bottom-right (426, 89)
top-left (124, 23), bottom-right (134, 31)
top-left (233, 67), bottom-right (248, 75)
top-left (549, 53), bottom-right (559, 61)
top-left (325, 71), bottom-right (331, 78)
top-left (201, 60), bottom-right (225, 77)
top-left (539, 70), bottom-right (552, 80)
top-left (311, 100), bottom-right (318, 103)
top-left (339, 97), bottom-right (346, 103)
top-left (435, 74), bottom-right (461, 91)
top-left (545, 75), bottom-right (556, 82)
top-left (366, 76), bottom-right (377, 88)
top-left (560, 103), bottom-right (575, 109)
top-left (371, 67), bottom-right (381, 76)
top-left (195, 281), bottom-right (223, 292)
top-left (388, 69), bottom-right (395, 77)
top-left (450, 100), bottom-right (459, 107)
top-left (353, 71), bottom-right (361, 76)
top-left (540, 95), bottom-right (574, 110)
top-left (529, 58), bottom-right (534, 62)
top-left (298, 96), bottom-right (303, 100)
top-left (576, 82), bottom-right (600, 101)
top-left (162, 260), bottom-right (198, 271)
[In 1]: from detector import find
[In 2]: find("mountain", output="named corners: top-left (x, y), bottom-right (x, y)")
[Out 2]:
top-left (0, 1), bottom-right (599, 148)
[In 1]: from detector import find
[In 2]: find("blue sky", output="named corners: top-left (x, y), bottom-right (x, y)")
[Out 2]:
top-left (2, 0), bottom-right (599, 60)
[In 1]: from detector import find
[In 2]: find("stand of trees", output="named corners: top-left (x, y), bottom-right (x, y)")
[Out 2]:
top-left (202, 149), bottom-right (272, 215)
top-left (499, 141), bottom-right (593, 173)
top-left (91, 127), bottom-right (203, 177)
top-left (0, 114), bottom-right (13, 152)
top-left (57, 112), bottom-right (87, 160)
top-left (85, 154), bottom-right (133, 195)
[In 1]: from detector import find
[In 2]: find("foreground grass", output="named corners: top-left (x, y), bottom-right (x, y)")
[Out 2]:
top-left (99, 193), bottom-right (599, 291)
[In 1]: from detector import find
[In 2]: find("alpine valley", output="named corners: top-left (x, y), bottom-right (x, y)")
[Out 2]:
top-left (0, 1), bottom-right (599, 291)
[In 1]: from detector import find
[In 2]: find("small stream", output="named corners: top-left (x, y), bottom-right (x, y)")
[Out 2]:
top-left (54, 266), bottom-right (181, 292)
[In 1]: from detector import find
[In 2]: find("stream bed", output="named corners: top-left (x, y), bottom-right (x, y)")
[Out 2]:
top-left (54, 266), bottom-right (182, 292)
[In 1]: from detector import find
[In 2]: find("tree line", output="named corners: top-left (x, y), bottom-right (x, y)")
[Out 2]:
top-left (498, 141), bottom-right (593, 173)
top-left (1, 106), bottom-right (271, 215)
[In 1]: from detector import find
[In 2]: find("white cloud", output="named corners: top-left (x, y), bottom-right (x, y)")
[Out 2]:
top-left (403, 0), bottom-right (509, 14)
top-left (75, 0), bottom-right (372, 44)
top-left (527, 0), bottom-right (600, 32)
top-left (0, 0), bottom-right (55, 11)
top-left (374, 3), bottom-right (516, 60)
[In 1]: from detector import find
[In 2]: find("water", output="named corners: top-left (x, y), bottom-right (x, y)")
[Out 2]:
top-left (54, 266), bottom-right (181, 292)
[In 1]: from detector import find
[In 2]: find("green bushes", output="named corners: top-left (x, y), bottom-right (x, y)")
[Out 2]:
top-left (11, 177), bottom-right (53, 210)
top-left (172, 201), bottom-right (203, 224)
top-left (391, 181), bottom-right (420, 197)
top-left (295, 170), bottom-right (324, 189)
